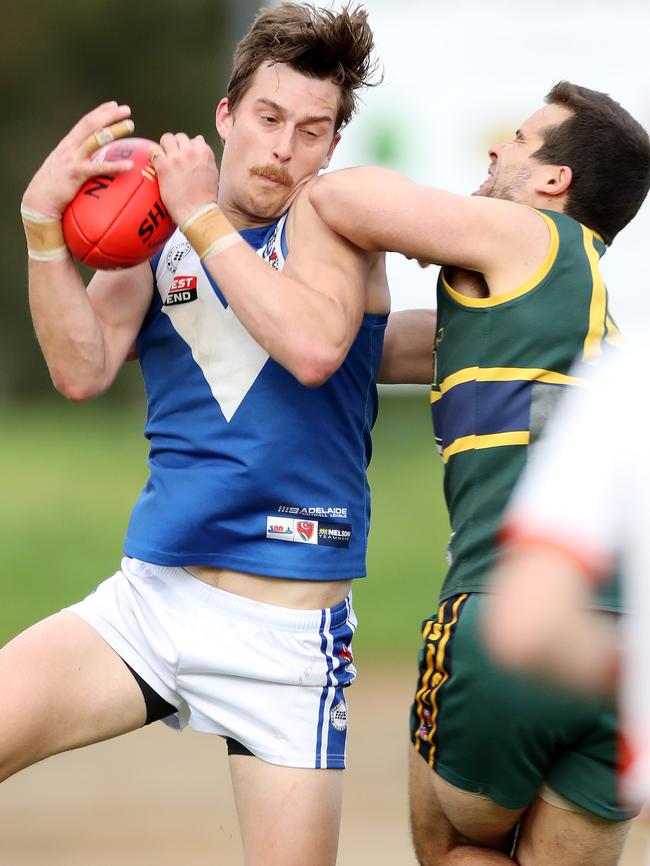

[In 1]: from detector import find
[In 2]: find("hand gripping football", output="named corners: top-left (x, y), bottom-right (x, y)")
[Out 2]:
top-left (63, 137), bottom-right (175, 269)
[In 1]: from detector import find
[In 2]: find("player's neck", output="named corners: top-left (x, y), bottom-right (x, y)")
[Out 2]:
top-left (215, 196), bottom-right (280, 232)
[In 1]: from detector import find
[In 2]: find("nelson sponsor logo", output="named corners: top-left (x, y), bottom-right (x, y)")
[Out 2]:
top-left (266, 516), bottom-right (295, 542)
top-left (164, 275), bottom-right (197, 306)
top-left (317, 522), bottom-right (352, 549)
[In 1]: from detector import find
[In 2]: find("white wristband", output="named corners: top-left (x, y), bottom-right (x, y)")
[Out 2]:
top-left (200, 232), bottom-right (243, 261)
top-left (179, 202), bottom-right (220, 233)
top-left (21, 204), bottom-right (70, 262)
top-left (27, 246), bottom-right (70, 262)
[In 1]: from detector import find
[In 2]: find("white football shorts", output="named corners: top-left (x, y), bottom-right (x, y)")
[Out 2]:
top-left (64, 557), bottom-right (357, 769)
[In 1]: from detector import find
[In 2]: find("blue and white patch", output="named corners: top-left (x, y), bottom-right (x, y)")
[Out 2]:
top-left (266, 516), bottom-right (319, 544)
top-left (165, 239), bottom-right (192, 274)
top-left (266, 516), bottom-right (295, 541)
top-left (330, 700), bottom-right (348, 731)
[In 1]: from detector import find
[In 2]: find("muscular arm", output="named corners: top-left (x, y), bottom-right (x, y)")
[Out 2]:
top-left (23, 101), bottom-right (152, 399)
top-left (152, 133), bottom-right (373, 387)
top-left (309, 167), bottom-right (551, 291)
top-left (29, 260), bottom-right (152, 399)
top-left (378, 309), bottom-right (437, 385)
top-left (201, 186), bottom-right (369, 386)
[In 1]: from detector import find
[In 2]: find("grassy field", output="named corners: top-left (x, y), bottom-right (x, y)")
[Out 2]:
top-left (0, 390), bottom-right (449, 659)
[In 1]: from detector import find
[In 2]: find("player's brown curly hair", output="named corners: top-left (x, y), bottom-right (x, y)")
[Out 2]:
top-left (227, 3), bottom-right (380, 132)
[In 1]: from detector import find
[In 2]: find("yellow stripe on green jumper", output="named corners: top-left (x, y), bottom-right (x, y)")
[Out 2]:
top-left (581, 226), bottom-right (608, 363)
top-left (430, 366), bottom-right (584, 403)
top-left (426, 594), bottom-right (469, 768)
top-left (442, 431), bottom-right (530, 463)
top-left (440, 211), bottom-right (559, 308)
top-left (414, 602), bottom-right (447, 754)
top-left (605, 314), bottom-right (622, 348)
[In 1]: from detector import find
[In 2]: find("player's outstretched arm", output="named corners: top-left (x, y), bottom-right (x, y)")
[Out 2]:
top-left (22, 102), bottom-right (153, 399)
top-left (210, 189), bottom-right (369, 386)
top-left (309, 167), bottom-right (550, 281)
top-left (154, 135), bottom-right (372, 386)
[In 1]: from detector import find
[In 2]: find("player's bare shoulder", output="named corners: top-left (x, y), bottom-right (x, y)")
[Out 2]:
top-left (288, 178), bottom-right (389, 315)
top-left (285, 176), bottom-right (342, 246)
top-left (475, 199), bottom-right (557, 297)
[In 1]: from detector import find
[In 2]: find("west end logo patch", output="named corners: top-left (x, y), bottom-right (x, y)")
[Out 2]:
top-left (164, 275), bottom-right (198, 307)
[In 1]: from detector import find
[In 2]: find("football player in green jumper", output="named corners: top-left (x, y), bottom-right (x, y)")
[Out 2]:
top-left (311, 82), bottom-right (650, 866)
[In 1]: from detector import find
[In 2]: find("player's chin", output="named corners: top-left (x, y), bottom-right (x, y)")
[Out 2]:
top-left (472, 182), bottom-right (493, 198)
top-left (250, 191), bottom-right (292, 220)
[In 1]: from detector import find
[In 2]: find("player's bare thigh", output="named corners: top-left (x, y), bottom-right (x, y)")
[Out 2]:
top-left (515, 795), bottom-right (632, 866)
top-left (409, 747), bottom-right (524, 864)
top-left (0, 611), bottom-right (146, 781)
top-left (230, 754), bottom-right (343, 866)
top-left (409, 749), bottom-right (631, 866)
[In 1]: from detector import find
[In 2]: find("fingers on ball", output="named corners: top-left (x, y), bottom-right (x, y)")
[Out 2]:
top-left (81, 119), bottom-right (135, 158)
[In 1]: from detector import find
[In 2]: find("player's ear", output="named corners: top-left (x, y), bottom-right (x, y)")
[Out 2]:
top-left (216, 98), bottom-right (232, 142)
top-left (320, 133), bottom-right (341, 171)
top-left (537, 164), bottom-right (572, 198)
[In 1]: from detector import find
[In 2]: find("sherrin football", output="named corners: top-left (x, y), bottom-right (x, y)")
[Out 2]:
top-left (63, 137), bottom-right (175, 269)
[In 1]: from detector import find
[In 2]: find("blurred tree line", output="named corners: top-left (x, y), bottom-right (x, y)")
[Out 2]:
top-left (2, 0), bottom-right (261, 403)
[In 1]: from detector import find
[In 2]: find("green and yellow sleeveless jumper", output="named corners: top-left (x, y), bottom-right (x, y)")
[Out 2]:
top-left (432, 208), bottom-right (620, 610)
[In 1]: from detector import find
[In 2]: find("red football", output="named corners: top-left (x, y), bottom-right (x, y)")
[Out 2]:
top-left (63, 137), bottom-right (175, 269)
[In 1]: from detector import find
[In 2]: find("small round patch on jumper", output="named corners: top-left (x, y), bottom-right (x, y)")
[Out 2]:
top-left (330, 700), bottom-right (348, 731)
top-left (166, 240), bottom-right (192, 274)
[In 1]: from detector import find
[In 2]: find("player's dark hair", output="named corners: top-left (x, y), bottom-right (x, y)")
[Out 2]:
top-left (227, 2), bottom-right (380, 132)
top-left (533, 81), bottom-right (650, 244)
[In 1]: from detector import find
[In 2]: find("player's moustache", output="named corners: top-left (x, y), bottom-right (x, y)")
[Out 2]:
top-left (250, 165), bottom-right (294, 187)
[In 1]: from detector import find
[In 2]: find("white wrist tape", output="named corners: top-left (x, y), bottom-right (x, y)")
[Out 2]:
top-left (20, 205), bottom-right (69, 262)
top-left (180, 202), bottom-right (243, 261)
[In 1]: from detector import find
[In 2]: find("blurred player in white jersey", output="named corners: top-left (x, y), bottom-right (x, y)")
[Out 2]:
top-left (486, 343), bottom-right (650, 836)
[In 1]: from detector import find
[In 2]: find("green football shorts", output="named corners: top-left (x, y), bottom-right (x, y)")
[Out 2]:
top-left (410, 592), bottom-right (632, 821)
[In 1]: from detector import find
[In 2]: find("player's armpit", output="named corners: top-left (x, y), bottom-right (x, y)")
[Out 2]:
top-left (378, 308), bottom-right (437, 385)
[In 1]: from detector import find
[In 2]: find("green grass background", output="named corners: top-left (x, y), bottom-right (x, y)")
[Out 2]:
top-left (0, 390), bottom-right (449, 660)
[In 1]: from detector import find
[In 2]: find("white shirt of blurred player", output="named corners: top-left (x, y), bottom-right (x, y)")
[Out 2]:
top-left (505, 343), bottom-right (650, 806)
